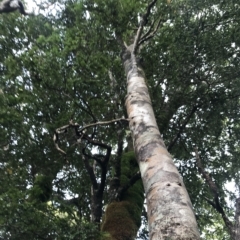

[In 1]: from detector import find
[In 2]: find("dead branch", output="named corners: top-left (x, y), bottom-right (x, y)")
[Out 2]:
top-left (79, 118), bottom-right (129, 133)
top-left (53, 132), bottom-right (66, 156)
top-left (53, 118), bottom-right (128, 156)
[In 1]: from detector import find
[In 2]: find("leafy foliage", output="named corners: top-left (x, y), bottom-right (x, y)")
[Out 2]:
top-left (0, 0), bottom-right (240, 239)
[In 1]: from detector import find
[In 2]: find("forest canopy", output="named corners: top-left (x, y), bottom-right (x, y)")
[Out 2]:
top-left (0, 0), bottom-right (240, 239)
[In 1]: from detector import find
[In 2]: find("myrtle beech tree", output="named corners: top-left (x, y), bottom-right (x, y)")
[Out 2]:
top-left (53, 1), bottom-right (200, 239)
top-left (117, 2), bottom-right (199, 239)
top-left (1, 0), bottom-right (240, 240)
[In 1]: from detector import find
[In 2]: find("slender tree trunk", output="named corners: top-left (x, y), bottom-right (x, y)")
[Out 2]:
top-left (122, 46), bottom-right (200, 240)
top-left (91, 189), bottom-right (103, 225)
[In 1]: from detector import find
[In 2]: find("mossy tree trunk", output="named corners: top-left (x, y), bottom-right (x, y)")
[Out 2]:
top-left (101, 152), bottom-right (144, 240)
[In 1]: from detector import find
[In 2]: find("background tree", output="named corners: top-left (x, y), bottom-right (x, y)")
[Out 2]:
top-left (0, 0), bottom-right (240, 239)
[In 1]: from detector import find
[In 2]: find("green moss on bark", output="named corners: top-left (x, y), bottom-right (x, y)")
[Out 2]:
top-left (101, 152), bottom-right (144, 240)
top-left (29, 175), bottom-right (52, 203)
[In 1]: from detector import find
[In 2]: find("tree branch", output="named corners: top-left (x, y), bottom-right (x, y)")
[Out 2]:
top-left (75, 92), bottom-right (98, 122)
top-left (132, 0), bottom-right (158, 54)
top-left (168, 105), bottom-right (198, 151)
top-left (78, 118), bottom-right (129, 133)
top-left (195, 148), bottom-right (234, 237)
top-left (139, 17), bottom-right (163, 45)
top-left (0, 0), bottom-right (28, 15)
top-left (117, 172), bottom-right (141, 200)
top-left (53, 131), bottom-right (67, 156)
top-left (53, 118), bottom-right (128, 156)
top-left (99, 144), bottom-right (111, 194)
top-left (82, 148), bottom-right (98, 190)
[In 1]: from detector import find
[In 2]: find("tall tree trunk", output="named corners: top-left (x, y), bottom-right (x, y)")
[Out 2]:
top-left (122, 46), bottom-right (200, 240)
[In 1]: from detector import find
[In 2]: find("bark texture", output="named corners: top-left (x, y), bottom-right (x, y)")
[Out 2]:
top-left (122, 47), bottom-right (200, 240)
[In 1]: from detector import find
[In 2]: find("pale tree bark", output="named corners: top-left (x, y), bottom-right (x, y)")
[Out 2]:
top-left (122, 48), bottom-right (199, 240)
top-left (118, 2), bottom-right (200, 238)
